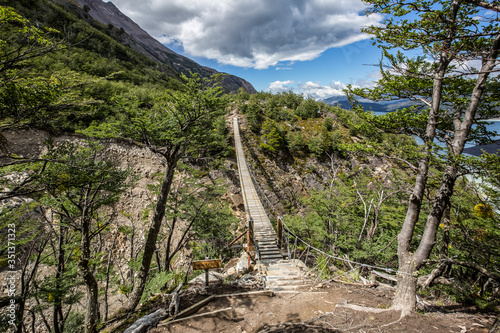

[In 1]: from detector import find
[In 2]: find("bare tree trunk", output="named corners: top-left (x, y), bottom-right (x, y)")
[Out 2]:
top-left (439, 202), bottom-right (451, 258)
top-left (367, 189), bottom-right (385, 241)
top-left (104, 230), bottom-right (117, 321)
top-left (356, 181), bottom-right (374, 243)
top-left (15, 238), bottom-right (45, 333)
top-left (53, 224), bottom-right (65, 333)
top-left (391, 0), bottom-right (460, 314)
top-left (79, 214), bottom-right (100, 333)
top-left (392, 24), bottom-right (500, 315)
top-left (414, 165), bottom-right (457, 262)
top-left (415, 29), bottom-right (500, 281)
top-left (391, 255), bottom-right (418, 316)
top-left (123, 150), bottom-right (181, 312)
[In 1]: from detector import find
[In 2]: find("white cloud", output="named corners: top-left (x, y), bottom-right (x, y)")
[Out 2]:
top-left (298, 81), bottom-right (347, 99)
top-left (268, 80), bottom-right (348, 99)
top-left (268, 80), bottom-right (295, 93)
top-left (267, 77), bottom-right (384, 99)
top-left (111, 0), bottom-right (383, 69)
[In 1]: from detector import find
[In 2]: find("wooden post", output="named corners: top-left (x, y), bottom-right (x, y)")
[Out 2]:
top-left (247, 218), bottom-right (254, 270)
top-left (248, 218), bottom-right (254, 246)
top-left (204, 269), bottom-right (209, 287)
top-left (277, 217), bottom-right (283, 249)
top-left (247, 229), bottom-right (251, 270)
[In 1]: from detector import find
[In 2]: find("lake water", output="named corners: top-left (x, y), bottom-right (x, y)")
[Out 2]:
top-left (372, 112), bottom-right (500, 147)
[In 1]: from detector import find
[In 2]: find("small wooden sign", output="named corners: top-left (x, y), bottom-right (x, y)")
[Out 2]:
top-left (192, 259), bottom-right (222, 270)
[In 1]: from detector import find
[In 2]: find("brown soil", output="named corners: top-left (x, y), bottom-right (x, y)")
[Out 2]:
top-left (149, 283), bottom-right (497, 333)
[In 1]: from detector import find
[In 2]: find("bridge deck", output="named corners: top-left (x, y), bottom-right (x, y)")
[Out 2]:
top-left (233, 117), bottom-right (283, 262)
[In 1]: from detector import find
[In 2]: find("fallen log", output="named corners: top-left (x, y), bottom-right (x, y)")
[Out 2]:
top-left (332, 278), bottom-right (379, 288)
top-left (159, 295), bottom-right (216, 325)
top-left (158, 289), bottom-right (275, 326)
top-left (214, 290), bottom-right (274, 298)
top-left (158, 307), bottom-right (234, 327)
top-left (168, 282), bottom-right (183, 316)
top-left (371, 270), bottom-right (397, 282)
top-left (123, 308), bottom-right (168, 333)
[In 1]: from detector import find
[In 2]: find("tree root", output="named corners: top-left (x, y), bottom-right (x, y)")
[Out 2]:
top-left (335, 303), bottom-right (396, 314)
top-left (335, 302), bottom-right (406, 329)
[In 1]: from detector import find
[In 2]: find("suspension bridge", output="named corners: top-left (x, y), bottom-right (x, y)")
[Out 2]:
top-left (232, 117), bottom-right (308, 290)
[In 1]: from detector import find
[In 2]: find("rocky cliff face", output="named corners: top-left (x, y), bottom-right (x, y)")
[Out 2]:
top-left (71, 0), bottom-right (257, 94)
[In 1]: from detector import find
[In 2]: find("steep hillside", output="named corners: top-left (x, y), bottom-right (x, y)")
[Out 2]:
top-left (2, 0), bottom-right (255, 94)
top-left (70, 0), bottom-right (256, 93)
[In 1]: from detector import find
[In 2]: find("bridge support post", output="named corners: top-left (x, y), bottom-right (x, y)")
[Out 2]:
top-left (277, 217), bottom-right (283, 250)
top-left (248, 218), bottom-right (254, 246)
top-left (247, 218), bottom-right (254, 270)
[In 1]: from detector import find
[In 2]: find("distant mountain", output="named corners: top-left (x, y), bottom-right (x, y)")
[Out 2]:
top-left (463, 140), bottom-right (500, 156)
top-left (323, 96), bottom-right (416, 113)
top-left (72, 0), bottom-right (256, 93)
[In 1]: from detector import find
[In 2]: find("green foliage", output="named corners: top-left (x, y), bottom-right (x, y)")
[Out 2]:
top-left (349, 1), bottom-right (500, 146)
top-left (140, 271), bottom-right (175, 302)
top-left (279, 90), bottom-right (303, 110)
top-left (241, 101), bottom-right (264, 133)
top-left (316, 253), bottom-right (333, 280)
top-left (0, 2), bottom-right (186, 132)
top-left (295, 97), bottom-right (321, 119)
top-left (419, 176), bottom-right (500, 308)
top-left (0, 202), bottom-right (40, 263)
top-left (0, 5), bottom-right (62, 69)
top-left (163, 164), bottom-right (239, 261)
top-left (1, 140), bottom-right (131, 329)
top-left (286, 214), bottom-right (331, 248)
top-left (259, 119), bottom-right (286, 153)
top-left (34, 261), bottom-right (83, 308)
top-left (286, 131), bottom-right (308, 153)
top-left (477, 153), bottom-right (500, 211)
top-left (285, 167), bottom-right (410, 268)
top-left (63, 311), bottom-right (85, 333)
top-left (82, 74), bottom-right (227, 156)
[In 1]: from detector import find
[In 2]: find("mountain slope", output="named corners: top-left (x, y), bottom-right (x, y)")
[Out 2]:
top-left (323, 96), bottom-right (416, 113)
top-left (72, 0), bottom-right (256, 93)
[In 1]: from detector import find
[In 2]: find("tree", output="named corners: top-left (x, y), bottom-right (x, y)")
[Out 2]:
top-left (295, 96), bottom-right (321, 120)
top-left (0, 5), bottom-right (66, 131)
top-left (35, 141), bottom-right (129, 333)
top-left (259, 119), bottom-right (285, 153)
top-left (0, 141), bottom-right (129, 333)
top-left (158, 165), bottom-right (238, 273)
top-left (349, 0), bottom-right (500, 315)
top-left (84, 74), bottom-right (228, 313)
top-left (0, 6), bottom-right (63, 75)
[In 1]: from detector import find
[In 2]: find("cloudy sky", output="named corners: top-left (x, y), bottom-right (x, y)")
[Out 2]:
top-left (109, 0), bottom-right (385, 98)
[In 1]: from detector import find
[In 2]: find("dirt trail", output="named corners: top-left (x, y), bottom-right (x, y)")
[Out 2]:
top-left (149, 282), bottom-right (496, 333)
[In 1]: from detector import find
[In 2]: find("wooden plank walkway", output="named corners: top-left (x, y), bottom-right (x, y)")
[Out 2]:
top-left (233, 117), bottom-right (283, 263)
top-left (232, 117), bottom-right (311, 290)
